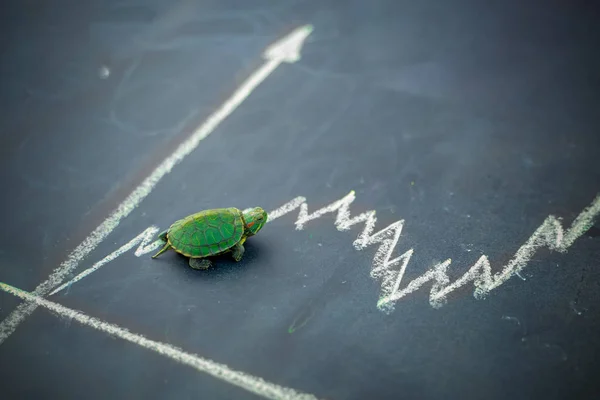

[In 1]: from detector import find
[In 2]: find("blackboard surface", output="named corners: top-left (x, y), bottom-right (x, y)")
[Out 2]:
top-left (1, 1), bottom-right (599, 399)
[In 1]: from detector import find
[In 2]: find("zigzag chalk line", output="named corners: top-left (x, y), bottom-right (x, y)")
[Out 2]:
top-left (268, 191), bottom-right (600, 313)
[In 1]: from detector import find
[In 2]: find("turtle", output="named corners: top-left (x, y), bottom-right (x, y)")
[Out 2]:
top-left (151, 207), bottom-right (268, 270)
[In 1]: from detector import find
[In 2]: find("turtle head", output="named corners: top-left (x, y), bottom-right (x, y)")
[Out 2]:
top-left (242, 207), bottom-right (268, 236)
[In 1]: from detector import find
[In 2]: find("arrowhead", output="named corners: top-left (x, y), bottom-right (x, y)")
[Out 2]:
top-left (263, 24), bottom-right (313, 63)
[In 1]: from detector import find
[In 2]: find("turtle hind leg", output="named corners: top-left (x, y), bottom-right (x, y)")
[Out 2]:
top-left (151, 242), bottom-right (171, 259)
top-left (189, 258), bottom-right (212, 270)
top-left (231, 242), bottom-right (245, 262)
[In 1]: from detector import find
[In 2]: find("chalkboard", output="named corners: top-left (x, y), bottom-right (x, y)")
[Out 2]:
top-left (1, 1), bottom-right (599, 399)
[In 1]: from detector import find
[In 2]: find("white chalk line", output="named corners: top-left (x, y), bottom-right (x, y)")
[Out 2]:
top-left (386, 197), bottom-right (600, 309)
top-left (49, 227), bottom-right (162, 296)
top-left (0, 25), bottom-right (314, 345)
top-left (262, 190), bottom-right (600, 313)
top-left (0, 283), bottom-right (319, 400)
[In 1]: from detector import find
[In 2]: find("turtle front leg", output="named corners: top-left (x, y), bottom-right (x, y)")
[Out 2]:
top-left (189, 258), bottom-right (212, 270)
top-left (231, 242), bottom-right (245, 262)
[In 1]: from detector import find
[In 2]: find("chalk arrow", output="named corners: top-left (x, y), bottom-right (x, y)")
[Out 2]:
top-left (0, 24), bottom-right (314, 346)
top-left (264, 25), bottom-right (313, 63)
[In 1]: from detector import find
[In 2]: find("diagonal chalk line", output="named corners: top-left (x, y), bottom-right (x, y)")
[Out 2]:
top-left (0, 282), bottom-right (319, 400)
top-left (49, 227), bottom-right (162, 296)
top-left (0, 25), bottom-right (313, 345)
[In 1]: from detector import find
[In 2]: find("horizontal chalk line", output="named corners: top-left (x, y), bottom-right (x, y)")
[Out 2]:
top-left (0, 282), bottom-right (319, 400)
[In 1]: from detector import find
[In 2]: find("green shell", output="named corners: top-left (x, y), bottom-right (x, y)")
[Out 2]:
top-left (166, 208), bottom-right (244, 258)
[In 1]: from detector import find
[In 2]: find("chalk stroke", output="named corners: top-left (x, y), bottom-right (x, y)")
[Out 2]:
top-left (265, 191), bottom-right (600, 313)
top-left (49, 227), bottom-right (162, 296)
top-left (0, 25), bottom-right (314, 345)
top-left (390, 196), bottom-right (600, 311)
top-left (0, 283), bottom-right (319, 400)
top-left (268, 191), bottom-right (414, 313)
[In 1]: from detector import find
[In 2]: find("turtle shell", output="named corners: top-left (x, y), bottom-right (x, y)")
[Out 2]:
top-left (167, 207), bottom-right (245, 258)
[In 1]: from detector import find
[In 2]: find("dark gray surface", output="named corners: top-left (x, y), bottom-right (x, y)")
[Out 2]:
top-left (1, 1), bottom-right (599, 399)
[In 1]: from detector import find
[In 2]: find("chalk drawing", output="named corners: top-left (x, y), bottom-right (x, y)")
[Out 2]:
top-left (386, 196), bottom-right (600, 311)
top-left (262, 191), bottom-right (600, 313)
top-left (267, 191), bottom-right (416, 313)
top-left (48, 190), bottom-right (600, 314)
top-left (0, 283), bottom-right (319, 400)
top-left (0, 24), bottom-right (314, 345)
top-left (49, 227), bottom-right (162, 296)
